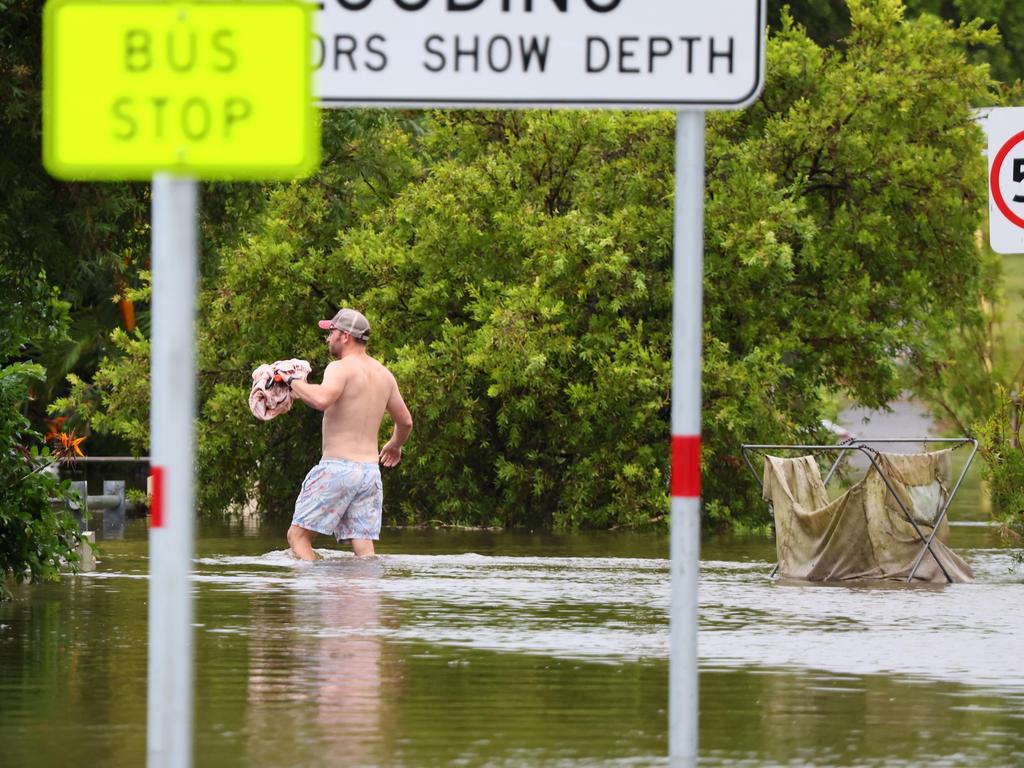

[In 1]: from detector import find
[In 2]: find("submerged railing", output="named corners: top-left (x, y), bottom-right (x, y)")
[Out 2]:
top-left (63, 456), bottom-right (151, 544)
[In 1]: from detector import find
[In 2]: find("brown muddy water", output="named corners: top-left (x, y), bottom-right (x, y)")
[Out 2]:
top-left (1, 521), bottom-right (1022, 767)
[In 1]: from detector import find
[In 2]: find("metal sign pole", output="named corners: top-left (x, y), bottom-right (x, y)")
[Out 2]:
top-left (147, 174), bottom-right (199, 768)
top-left (669, 109), bottom-right (705, 766)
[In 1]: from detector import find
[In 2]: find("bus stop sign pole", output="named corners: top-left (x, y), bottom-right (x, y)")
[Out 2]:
top-left (41, 3), bottom-right (318, 766)
top-left (148, 175), bottom-right (199, 768)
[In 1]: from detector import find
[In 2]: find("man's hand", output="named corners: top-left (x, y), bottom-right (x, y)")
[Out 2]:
top-left (379, 440), bottom-right (403, 467)
top-left (286, 372), bottom-right (309, 387)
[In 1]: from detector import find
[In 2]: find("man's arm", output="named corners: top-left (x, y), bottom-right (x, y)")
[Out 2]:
top-left (379, 377), bottom-right (412, 468)
top-left (289, 361), bottom-right (346, 411)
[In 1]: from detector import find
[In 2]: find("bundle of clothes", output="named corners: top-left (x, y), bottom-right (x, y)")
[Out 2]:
top-left (248, 359), bottom-right (312, 421)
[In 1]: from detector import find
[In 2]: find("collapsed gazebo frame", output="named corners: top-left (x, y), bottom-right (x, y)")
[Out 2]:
top-left (739, 437), bottom-right (978, 583)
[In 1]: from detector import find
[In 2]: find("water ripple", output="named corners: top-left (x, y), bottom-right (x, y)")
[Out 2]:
top-left (179, 547), bottom-right (1024, 691)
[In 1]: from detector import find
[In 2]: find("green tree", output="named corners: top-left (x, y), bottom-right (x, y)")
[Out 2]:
top-left (771, 0), bottom-right (1023, 89)
top-left (1, 0), bottom-right (153, 427)
top-left (768, 0), bottom-right (851, 46)
top-left (903, 0), bottom-right (1024, 86)
top-left (0, 0), bottom-right (272, 592)
top-left (1, 0), bottom-right (273, 434)
top-left (770, 1), bottom-right (1024, 547)
top-left (903, 246), bottom-right (1024, 541)
top-left (56, 110), bottom-right (425, 517)
top-left (0, 266), bottom-right (85, 600)
top-left (64, 0), bottom-right (998, 532)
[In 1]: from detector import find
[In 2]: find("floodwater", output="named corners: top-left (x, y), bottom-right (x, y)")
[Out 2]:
top-left (2, 521), bottom-right (1023, 767)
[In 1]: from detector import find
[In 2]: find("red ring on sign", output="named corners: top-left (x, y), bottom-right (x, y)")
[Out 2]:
top-left (990, 130), bottom-right (1024, 230)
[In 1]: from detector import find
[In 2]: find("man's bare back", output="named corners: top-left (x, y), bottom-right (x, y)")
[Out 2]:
top-left (286, 309), bottom-right (412, 559)
top-left (319, 355), bottom-right (400, 462)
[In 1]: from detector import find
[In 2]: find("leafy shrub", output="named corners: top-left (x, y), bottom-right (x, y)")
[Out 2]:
top-left (0, 363), bottom-right (85, 599)
top-left (0, 267), bottom-right (85, 599)
top-left (973, 388), bottom-right (1024, 545)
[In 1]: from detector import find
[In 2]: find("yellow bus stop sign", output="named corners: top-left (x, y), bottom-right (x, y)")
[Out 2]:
top-left (43, 0), bottom-right (319, 180)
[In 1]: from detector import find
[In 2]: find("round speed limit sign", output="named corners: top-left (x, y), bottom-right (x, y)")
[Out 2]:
top-left (986, 107), bottom-right (1024, 254)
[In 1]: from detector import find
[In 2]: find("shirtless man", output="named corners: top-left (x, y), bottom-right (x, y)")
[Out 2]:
top-left (285, 308), bottom-right (412, 560)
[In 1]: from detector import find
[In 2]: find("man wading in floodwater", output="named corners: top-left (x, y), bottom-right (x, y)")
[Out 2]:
top-left (285, 308), bottom-right (413, 560)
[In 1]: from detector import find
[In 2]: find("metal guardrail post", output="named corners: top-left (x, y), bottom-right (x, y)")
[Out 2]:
top-left (69, 480), bottom-right (88, 533)
top-left (65, 478), bottom-right (127, 540)
top-left (67, 480), bottom-right (96, 570)
top-left (78, 531), bottom-right (96, 573)
top-left (102, 480), bottom-right (126, 540)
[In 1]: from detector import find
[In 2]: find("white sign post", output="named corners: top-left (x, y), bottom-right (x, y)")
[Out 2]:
top-left (670, 109), bottom-right (705, 764)
top-left (314, 2), bottom-right (765, 763)
top-left (986, 107), bottom-right (1024, 255)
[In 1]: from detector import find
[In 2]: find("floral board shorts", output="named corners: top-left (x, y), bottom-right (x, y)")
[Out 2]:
top-left (291, 458), bottom-right (383, 541)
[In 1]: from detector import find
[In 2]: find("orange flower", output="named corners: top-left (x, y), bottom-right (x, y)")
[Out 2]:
top-left (54, 430), bottom-right (86, 460)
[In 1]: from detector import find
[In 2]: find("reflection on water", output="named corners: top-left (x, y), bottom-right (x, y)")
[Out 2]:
top-left (1, 523), bottom-right (1023, 767)
top-left (233, 558), bottom-right (389, 767)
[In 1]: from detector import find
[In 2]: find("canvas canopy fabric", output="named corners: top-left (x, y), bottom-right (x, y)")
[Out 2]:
top-left (762, 450), bottom-right (973, 583)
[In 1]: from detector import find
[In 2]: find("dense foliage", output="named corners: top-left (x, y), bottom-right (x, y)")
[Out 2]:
top-left (771, 0), bottom-right (1024, 89)
top-left (1, 0), bottom-right (148, 595)
top-left (57, 111), bottom-right (424, 517)
top-left (903, 244), bottom-right (1024, 541)
top-left (974, 392), bottom-right (1024, 543)
top-left (0, 267), bottom-right (84, 599)
top-left (60, 1), bottom-right (998, 532)
top-left (790, 0), bottom-right (1024, 544)
top-left (1, 0), bottom-right (274, 423)
top-left (1, 0), bottom-right (153, 406)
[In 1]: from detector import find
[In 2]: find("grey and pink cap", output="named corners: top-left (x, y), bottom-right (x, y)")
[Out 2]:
top-left (318, 308), bottom-right (371, 342)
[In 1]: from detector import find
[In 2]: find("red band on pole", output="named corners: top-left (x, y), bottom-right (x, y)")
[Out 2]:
top-left (150, 466), bottom-right (165, 529)
top-left (671, 435), bottom-right (701, 498)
